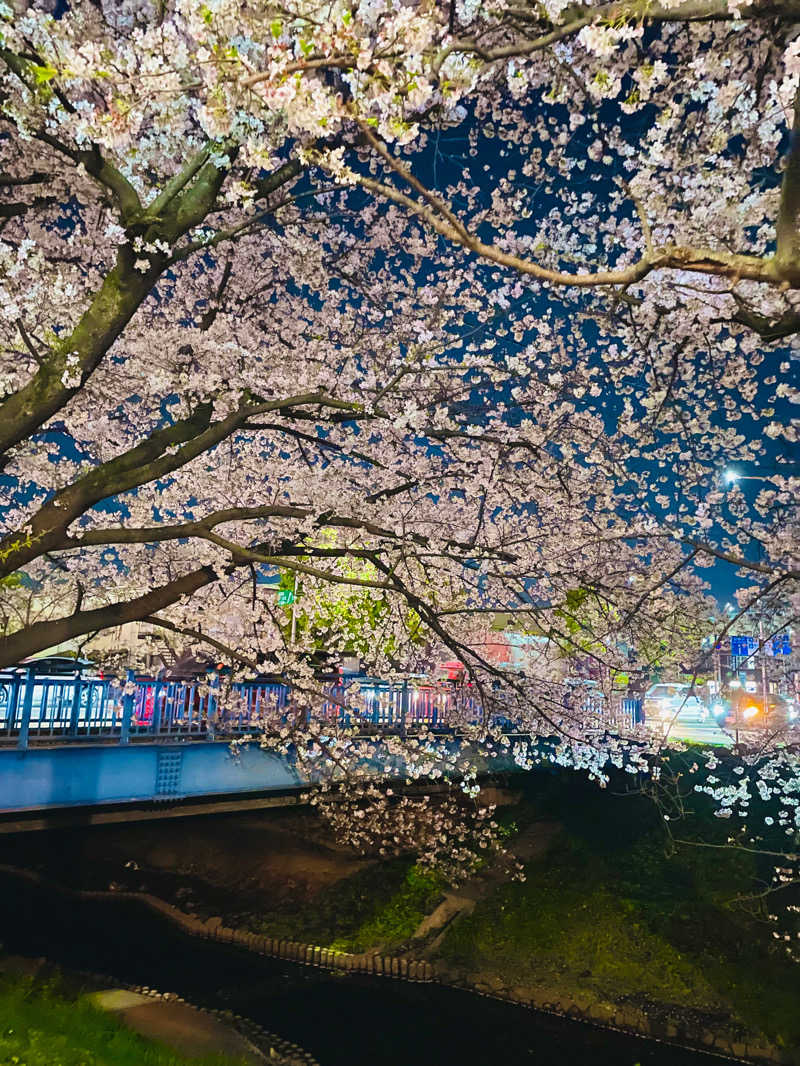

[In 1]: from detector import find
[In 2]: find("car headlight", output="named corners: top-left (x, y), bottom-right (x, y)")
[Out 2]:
top-left (711, 703), bottom-right (725, 717)
top-left (743, 705), bottom-right (759, 719)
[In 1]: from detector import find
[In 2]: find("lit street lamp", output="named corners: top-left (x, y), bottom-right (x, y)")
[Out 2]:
top-left (723, 469), bottom-right (775, 486)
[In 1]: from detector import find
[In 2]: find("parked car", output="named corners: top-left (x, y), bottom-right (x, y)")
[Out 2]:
top-left (18, 655), bottom-right (95, 676)
top-left (644, 683), bottom-right (706, 723)
top-left (711, 690), bottom-right (799, 730)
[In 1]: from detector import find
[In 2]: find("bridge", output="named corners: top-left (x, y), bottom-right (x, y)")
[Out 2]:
top-left (0, 666), bottom-right (639, 829)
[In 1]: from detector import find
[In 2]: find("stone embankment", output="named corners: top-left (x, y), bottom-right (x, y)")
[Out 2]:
top-left (0, 863), bottom-right (792, 1066)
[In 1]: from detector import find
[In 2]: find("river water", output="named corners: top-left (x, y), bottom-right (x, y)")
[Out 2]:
top-left (0, 869), bottom-right (735, 1066)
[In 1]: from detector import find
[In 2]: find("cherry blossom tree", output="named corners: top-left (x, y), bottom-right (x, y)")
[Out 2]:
top-left (1, 0), bottom-right (799, 874)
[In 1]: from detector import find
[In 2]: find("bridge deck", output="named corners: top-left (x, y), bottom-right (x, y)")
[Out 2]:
top-left (0, 671), bottom-right (640, 820)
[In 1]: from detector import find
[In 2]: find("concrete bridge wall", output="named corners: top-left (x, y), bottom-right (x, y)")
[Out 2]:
top-left (0, 742), bottom-right (305, 813)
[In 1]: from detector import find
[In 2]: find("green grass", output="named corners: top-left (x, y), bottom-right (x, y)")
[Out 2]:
top-left (328, 863), bottom-right (445, 952)
top-left (439, 834), bottom-right (723, 1009)
top-left (0, 975), bottom-right (247, 1066)
top-left (250, 859), bottom-right (444, 953)
top-left (437, 774), bottom-right (800, 1051)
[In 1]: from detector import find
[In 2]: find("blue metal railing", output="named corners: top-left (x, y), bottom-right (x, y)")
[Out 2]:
top-left (0, 669), bottom-right (641, 748)
top-left (0, 670), bottom-right (493, 747)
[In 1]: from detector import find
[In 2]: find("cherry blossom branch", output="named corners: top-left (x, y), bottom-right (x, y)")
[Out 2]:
top-left (0, 149), bottom-right (303, 462)
top-left (242, 0), bottom-right (800, 91)
top-left (63, 503), bottom-right (520, 579)
top-left (432, 11), bottom-right (595, 74)
top-left (0, 392), bottom-right (365, 577)
top-left (199, 533), bottom-right (395, 590)
top-left (243, 55), bottom-right (354, 88)
top-left (66, 506), bottom-right (400, 550)
top-left (434, 0), bottom-right (800, 74)
top-left (353, 168), bottom-right (784, 290)
top-left (358, 123), bottom-right (472, 242)
top-left (0, 193), bottom-right (58, 222)
top-left (143, 614), bottom-right (261, 673)
top-left (0, 170), bottom-right (50, 187)
top-left (0, 48), bottom-right (143, 223)
top-left (672, 839), bottom-right (798, 860)
top-left (0, 565), bottom-right (218, 670)
top-left (681, 537), bottom-right (800, 579)
top-left (366, 556), bottom-right (594, 741)
top-left (0, 193), bottom-right (221, 460)
top-left (729, 303), bottom-right (800, 341)
top-left (776, 86), bottom-right (800, 273)
top-left (67, 506), bottom-right (306, 548)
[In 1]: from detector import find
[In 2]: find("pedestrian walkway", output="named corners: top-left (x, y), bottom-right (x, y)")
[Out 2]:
top-left (0, 953), bottom-right (264, 1065)
top-left (88, 988), bottom-right (265, 1064)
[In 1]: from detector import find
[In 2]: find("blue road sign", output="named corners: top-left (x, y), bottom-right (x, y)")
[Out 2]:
top-left (729, 634), bottom-right (791, 656)
top-left (768, 634), bottom-right (792, 656)
top-left (730, 636), bottom-right (757, 657)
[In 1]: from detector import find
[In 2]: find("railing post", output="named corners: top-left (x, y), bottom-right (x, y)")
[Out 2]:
top-left (7, 673), bottom-right (20, 734)
top-left (69, 672), bottom-right (83, 737)
top-left (340, 683), bottom-right (350, 727)
top-left (17, 665), bottom-right (34, 750)
top-left (207, 673), bottom-right (219, 738)
top-left (400, 681), bottom-right (409, 737)
top-left (637, 698), bottom-right (645, 726)
top-left (150, 679), bottom-right (163, 737)
top-left (120, 669), bottom-right (135, 745)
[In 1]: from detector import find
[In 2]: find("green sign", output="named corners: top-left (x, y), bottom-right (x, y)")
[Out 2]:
top-left (277, 589), bottom-right (295, 605)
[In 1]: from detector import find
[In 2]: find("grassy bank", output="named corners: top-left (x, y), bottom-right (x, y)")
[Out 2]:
top-left (437, 774), bottom-right (800, 1052)
top-left (250, 858), bottom-right (444, 952)
top-left (235, 771), bottom-right (800, 1053)
top-left (0, 974), bottom-right (247, 1066)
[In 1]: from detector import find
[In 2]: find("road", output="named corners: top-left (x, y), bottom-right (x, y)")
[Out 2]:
top-left (646, 710), bottom-right (732, 747)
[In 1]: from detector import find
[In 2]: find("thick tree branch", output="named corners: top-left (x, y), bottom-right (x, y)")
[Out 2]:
top-left (0, 151), bottom-right (301, 462)
top-left (0, 247), bottom-right (163, 461)
top-left (0, 47), bottom-right (144, 223)
top-left (730, 305), bottom-right (800, 341)
top-left (776, 86), bottom-right (800, 273)
top-left (0, 566), bottom-right (217, 670)
top-left (435, 0), bottom-right (800, 72)
top-left (353, 169), bottom-right (784, 289)
top-left (0, 392), bottom-right (362, 576)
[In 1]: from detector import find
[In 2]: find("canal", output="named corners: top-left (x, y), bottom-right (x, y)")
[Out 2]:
top-left (0, 868), bottom-right (736, 1066)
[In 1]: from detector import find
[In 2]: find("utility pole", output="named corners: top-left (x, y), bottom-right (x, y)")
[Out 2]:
top-left (290, 572), bottom-right (299, 645)
top-left (759, 614), bottom-right (769, 717)
top-left (714, 642), bottom-right (722, 696)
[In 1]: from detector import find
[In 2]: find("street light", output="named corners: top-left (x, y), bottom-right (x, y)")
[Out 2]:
top-left (723, 469), bottom-right (774, 486)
